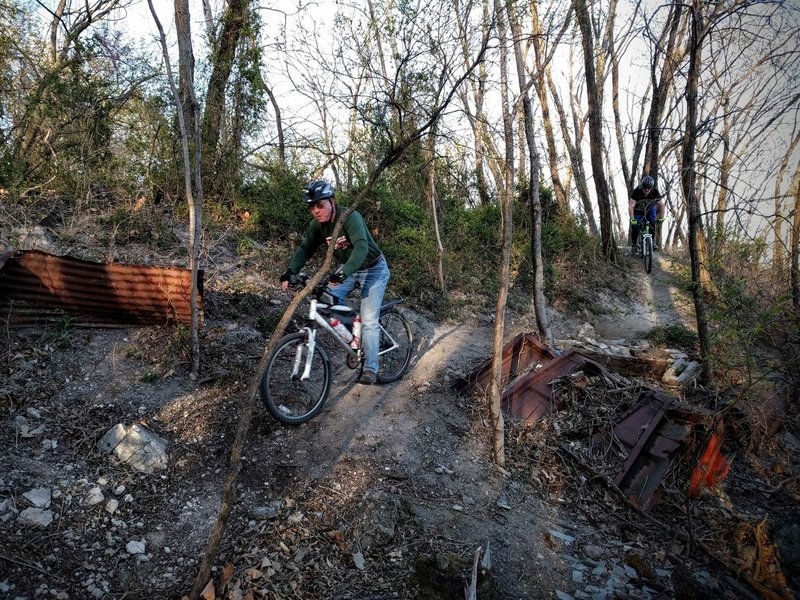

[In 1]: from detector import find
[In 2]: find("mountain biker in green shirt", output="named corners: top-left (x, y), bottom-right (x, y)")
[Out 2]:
top-left (628, 175), bottom-right (665, 255)
top-left (279, 180), bottom-right (390, 385)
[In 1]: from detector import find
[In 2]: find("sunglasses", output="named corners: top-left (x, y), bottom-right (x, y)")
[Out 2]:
top-left (642, 186), bottom-right (652, 193)
top-left (308, 200), bottom-right (329, 210)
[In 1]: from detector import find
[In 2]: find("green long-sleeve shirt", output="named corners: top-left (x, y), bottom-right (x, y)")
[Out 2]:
top-left (288, 209), bottom-right (382, 277)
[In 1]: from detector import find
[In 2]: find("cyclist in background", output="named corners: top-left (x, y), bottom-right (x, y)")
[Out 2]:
top-left (629, 175), bottom-right (665, 255)
top-left (279, 180), bottom-right (389, 385)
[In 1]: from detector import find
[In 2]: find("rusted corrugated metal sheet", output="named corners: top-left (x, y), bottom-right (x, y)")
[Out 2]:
top-left (0, 250), bottom-right (202, 327)
top-left (501, 350), bottom-right (605, 422)
top-left (453, 332), bottom-right (557, 394)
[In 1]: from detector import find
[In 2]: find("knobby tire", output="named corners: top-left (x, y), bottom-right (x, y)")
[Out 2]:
top-left (644, 236), bottom-right (653, 274)
top-left (260, 332), bottom-right (331, 425)
top-left (376, 309), bottom-right (413, 384)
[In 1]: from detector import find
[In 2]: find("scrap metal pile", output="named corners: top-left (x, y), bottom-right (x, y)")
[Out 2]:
top-left (456, 332), bottom-right (796, 600)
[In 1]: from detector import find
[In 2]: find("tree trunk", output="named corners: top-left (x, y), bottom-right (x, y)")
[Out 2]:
top-left (200, 0), bottom-right (250, 194)
top-left (642, 3), bottom-right (685, 181)
top-left (789, 161), bottom-right (800, 316)
top-left (573, 0), bottom-right (615, 259)
top-left (425, 129), bottom-right (446, 292)
top-left (530, 2), bottom-right (569, 214)
top-left (547, 71), bottom-right (598, 236)
top-left (489, 0), bottom-right (513, 467)
top-left (681, 0), bottom-right (712, 385)
top-left (508, 0), bottom-right (550, 344)
top-left (773, 130), bottom-right (800, 273)
top-left (175, 0), bottom-right (197, 153)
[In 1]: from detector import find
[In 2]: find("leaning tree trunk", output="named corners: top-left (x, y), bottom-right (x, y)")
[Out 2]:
top-left (681, 0), bottom-right (712, 385)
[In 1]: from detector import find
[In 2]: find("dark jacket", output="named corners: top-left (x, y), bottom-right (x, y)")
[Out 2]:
top-left (630, 185), bottom-right (663, 213)
top-left (289, 208), bottom-right (382, 277)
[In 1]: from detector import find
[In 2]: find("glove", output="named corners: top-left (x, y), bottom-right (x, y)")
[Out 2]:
top-left (657, 217), bottom-right (665, 223)
top-left (630, 218), bottom-right (637, 225)
top-left (279, 269), bottom-right (294, 283)
top-left (329, 269), bottom-right (347, 285)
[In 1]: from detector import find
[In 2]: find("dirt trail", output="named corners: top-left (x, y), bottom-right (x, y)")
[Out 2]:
top-left (591, 251), bottom-right (695, 341)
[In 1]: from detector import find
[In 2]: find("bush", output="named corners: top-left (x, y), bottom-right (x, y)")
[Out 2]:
top-left (238, 163), bottom-right (309, 240)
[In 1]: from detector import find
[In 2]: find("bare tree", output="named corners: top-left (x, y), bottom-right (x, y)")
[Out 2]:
top-left (680, 0), bottom-right (712, 384)
top-left (507, 1), bottom-right (551, 345)
top-left (573, 0), bottom-right (616, 258)
top-left (187, 19), bottom-right (491, 595)
top-left (148, 0), bottom-right (203, 379)
top-left (488, 0), bottom-right (512, 467)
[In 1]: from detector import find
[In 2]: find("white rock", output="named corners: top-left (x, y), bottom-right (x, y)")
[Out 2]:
top-left (23, 487), bottom-right (51, 508)
top-left (105, 499), bottom-right (119, 514)
top-left (26, 407), bottom-right (42, 419)
top-left (18, 507), bottom-right (54, 527)
top-left (126, 540), bottom-right (146, 555)
top-left (86, 487), bottom-right (105, 506)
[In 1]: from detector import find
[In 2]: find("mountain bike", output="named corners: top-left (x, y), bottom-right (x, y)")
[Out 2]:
top-left (632, 202), bottom-right (658, 274)
top-left (260, 274), bottom-right (413, 425)
top-left (638, 218), bottom-right (655, 274)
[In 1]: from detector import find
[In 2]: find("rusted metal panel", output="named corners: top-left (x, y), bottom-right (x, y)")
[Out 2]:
top-left (459, 331), bottom-right (732, 511)
top-left (592, 391), bottom-right (730, 511)
top-left (688, 418), bottom-right (730, 497)
top-left (0, 249), bottom-right (202, 327)
top-left (453, 332), bottom-right (557, 394)
top-left (501, 350), bottom-right (607, 422)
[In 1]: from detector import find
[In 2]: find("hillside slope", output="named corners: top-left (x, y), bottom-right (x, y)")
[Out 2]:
top-left (2, 244), bottom-right (798, 600)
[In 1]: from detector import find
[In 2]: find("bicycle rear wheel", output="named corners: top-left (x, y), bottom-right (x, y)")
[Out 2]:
top-left (376, 309), bottom-right (413, 384)
top-left (260, 332), bottom-right (331, 425)
top-left (644, 236), bottom-right (653, 273)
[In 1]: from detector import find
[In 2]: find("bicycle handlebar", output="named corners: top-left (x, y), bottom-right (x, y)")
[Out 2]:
top-left (288, 273), bottom-right (334, 299)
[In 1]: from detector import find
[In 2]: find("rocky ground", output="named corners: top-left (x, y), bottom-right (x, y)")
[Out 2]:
top-left (1, 236), bottom-right (799, 600)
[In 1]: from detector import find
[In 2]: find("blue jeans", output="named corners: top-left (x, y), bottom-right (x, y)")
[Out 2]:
top-left (632, 206), bottom-right (657, 247)
top-left (329, 256), bottom-right (390, 374)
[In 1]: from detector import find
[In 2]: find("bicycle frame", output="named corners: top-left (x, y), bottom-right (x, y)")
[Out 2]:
top-left (292, 297), bottom-right (402, 381)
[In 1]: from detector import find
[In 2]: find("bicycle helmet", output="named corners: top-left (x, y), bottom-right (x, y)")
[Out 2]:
top-left (303, 180), bottom-right (335, 203)
top-left (641, 175), bottom-right (654, 190)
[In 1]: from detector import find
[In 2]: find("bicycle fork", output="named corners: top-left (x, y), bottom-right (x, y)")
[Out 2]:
top-left (291, 327), bottom-right (318, 381)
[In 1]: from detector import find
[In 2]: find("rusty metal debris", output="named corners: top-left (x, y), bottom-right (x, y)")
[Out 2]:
top-left (453, 332), bottom-right (557, 395)
top-left (458, 332), bottom-right (731, 511)
top-left (0, 249), bottom-right (202, 327)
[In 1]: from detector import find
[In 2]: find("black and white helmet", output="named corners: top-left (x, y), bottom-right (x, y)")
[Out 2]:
top-left (641, 175), bottom-right (654, 190)
top-left (303, 180), bottom-right (335, 203)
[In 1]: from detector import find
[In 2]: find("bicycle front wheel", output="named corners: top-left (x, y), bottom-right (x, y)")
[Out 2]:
top-left (644, 236), bottom-right (653, 273)
top-left (260, 332), bottom-right (331, 425)
top-left (376, 309), bottom-right (413, 384)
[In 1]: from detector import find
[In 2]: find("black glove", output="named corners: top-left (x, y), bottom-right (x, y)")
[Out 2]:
top-left (279, 269), bottom-right (294, 283)
top-left (329, 269), bottom-right (347, 285)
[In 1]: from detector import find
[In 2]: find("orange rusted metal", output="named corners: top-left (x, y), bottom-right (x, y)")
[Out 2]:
top-left (453, 332), bottom-right (556, 394)
top-left (501, 350), bottom-right (606, 422)
top-left (593, 390), bottom-right (730, 510)
top-left (0, 250), bottom-right (202, 327)
top-left (688, 418), bottom-right (731, 497)
top-left (459, 331), bottom-right (732, 511)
